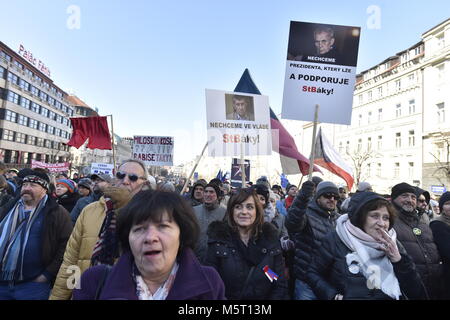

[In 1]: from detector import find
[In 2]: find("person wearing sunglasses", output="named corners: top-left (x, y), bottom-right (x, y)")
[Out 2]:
top-left (414, 187), bottom-right (433, 220)
top-left (286, 180), bottom-right (340, 300)
top-left (50, 159), bottom-right (152, 300)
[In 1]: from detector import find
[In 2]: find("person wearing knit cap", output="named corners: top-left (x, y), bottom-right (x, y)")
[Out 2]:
top-left (390, 182), bottom-right (443, 299)
top-left (192, 183), bottom-right (226, 264)
top-left (414, 187), bottom-right (432, 220)
top-left (308, 191), bottom-right (427, 300)
top-left (55, 179), bottom-right (81, 213)
top-left (77, 178), bottom-right (93, 198)
top-left (0, 170), bottom-right (72, 299)
top-left (357, 181), bottom-right (373, 192)
top-left (430, 191), bottom-right (450, 299)
top-left (284, 184), bottom-right (298, 210)
top-left (188, 180), bottom-right (207, 207)
top-left (286, 180), bottom-right (340, 300)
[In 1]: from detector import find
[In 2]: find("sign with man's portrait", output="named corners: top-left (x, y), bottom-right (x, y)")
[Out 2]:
top-left (205, 89), bottom-right (272, 157)
top-left (282, 21), bottom-right (361, 125)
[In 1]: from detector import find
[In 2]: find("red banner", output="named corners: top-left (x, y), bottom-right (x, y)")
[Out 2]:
top-left (31, 160), bottom-right (70, 172)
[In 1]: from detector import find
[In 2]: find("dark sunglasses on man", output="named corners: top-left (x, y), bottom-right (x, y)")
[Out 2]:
top-left (322, 193), bottom-right (339, 200)
top-left (116, 171), bottom-right (145, 182)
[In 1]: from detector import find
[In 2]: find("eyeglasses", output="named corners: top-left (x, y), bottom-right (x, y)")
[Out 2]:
top-left (322, 193), bottom-right (339, 200)
top-left (417, 199), bottom-right (427, 203)
top-left (116, 171), bottom-right (145, 182)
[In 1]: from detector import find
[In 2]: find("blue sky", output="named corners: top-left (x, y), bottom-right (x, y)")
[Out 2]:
top-left (1, 0), bottom-right (448, 164)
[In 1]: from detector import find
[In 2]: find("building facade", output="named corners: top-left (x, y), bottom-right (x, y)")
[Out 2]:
top-left (0, 41), bottom-right (74, 167)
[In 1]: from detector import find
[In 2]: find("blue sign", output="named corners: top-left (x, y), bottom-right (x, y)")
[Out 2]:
top-left (431, 185), bottom-right (446, 194)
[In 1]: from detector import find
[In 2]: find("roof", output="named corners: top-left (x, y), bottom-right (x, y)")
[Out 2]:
top-left (66, 95), bottom-right (91, 108)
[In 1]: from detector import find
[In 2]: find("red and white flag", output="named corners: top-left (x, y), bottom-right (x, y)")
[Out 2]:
top-left (313, 127), bottom-right (354, 190)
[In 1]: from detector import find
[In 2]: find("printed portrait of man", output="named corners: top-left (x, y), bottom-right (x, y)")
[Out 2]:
top-left (225, 94), bottom-right (255, 121)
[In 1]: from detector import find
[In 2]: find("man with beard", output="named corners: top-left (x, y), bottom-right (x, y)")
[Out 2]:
top-left (50, 159), bottom-right (152, 300)
top-left (415, 187), bottom-right (433, 220)
top-left (69, 174), bottom-right (112, 225)
top-left (391, 182), bottom-right (443, 299)
top-left (193, 183), bottom-right (226, 263)
top-left (0, 170), bottom-right (72, 299)
top-left (286, 180), bottom-right (340, 300)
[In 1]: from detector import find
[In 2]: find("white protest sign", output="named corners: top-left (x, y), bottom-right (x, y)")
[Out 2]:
top-left (91, 163), bottom-right (114, 176)
top-left (205, 89), bottom-right (272, 157)
top-left (282, 21), bottom-right (361, 125)
top-left (133, 136), bottom-right (174, 166)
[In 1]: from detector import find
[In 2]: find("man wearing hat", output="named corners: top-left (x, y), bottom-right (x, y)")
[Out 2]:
top-left (193, 183), bottom-right (226, 263)
top-left (69, 177), bottom-right (106, 225)
top-left (284, 184), bottom-right (298, 210)
top-left (0, 170), bottom-right (72, 299)
top-left (286, 180), bottom-right (340, 300)
top-left (391, 182), bottom-right (443, 299)
top-left (187, 180), bottom-right (207, 207)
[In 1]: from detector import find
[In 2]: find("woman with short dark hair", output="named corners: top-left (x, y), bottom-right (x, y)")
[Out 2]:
top-left (205, 188), bottom-right (288, 300)
top-left (307, 192), bottom-right (427, 300)
top-left (73, 190), bottom-right (225, 300)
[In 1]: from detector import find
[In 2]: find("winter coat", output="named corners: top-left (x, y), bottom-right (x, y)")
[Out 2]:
top-left (307, 231), bottom-right (427, 300)
top-left (285, 195), bottom-right (339, 282)
top-left (430, 220), bottom-right (450, 299)
top-left (393, 207), bottom-right (443, 299)
top-left (70, 192), bottom-right (101, 225)
top-left (205, 221), bottom-right (288, 300)
top-left (56, 192), bottom-right (80, 213)
top-left (73, 249), bottom-right (226, 300)
top-left (0, 196), bottom-right (72, 282)
top-left (49, 197), bottom-right (108, 300)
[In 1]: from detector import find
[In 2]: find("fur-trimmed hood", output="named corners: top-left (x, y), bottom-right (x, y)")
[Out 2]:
top-left (207, 220), bottom-right (280, 244)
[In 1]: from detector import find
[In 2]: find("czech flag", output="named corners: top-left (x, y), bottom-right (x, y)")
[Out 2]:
top-left (263, 265), bottom-right (279, 282)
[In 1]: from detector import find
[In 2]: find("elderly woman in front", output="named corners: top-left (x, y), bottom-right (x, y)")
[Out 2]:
top-left (205, 188), bottom-right (288, 300)
top-left (73, 190), bottom-right (225, 300)
top-left (307, 192), bottom-right (427, 300)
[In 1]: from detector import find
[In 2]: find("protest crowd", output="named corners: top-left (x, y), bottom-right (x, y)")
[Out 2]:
top-left (0, 158), bottom-right (448, 301)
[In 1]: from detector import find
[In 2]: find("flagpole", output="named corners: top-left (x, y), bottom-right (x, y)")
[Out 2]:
top-left (108, 115), bottom-right (117, 173)
top-left (240, 142), bottom-right (246, 188)
top-left (308, 104), bottom-right (320, 181)
top-left (180, 141), bottom-right (208, 195)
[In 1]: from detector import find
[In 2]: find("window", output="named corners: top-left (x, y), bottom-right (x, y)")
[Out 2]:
top-left (28, 136), bottom-right (36, 145)
top-left (409, 130), bottom-right (415, 147)
top-left (396, 104), bottom-right (402, 117)
top-left (63, 118), bottom-right (69, 126)
top-left (39, 122), bottom-right (47, 131)
top-left (437, 33), bottom-right (445, 49)
top-left (34, 75), bottom-right (42, 83)
top-left (409, 162), bottom-right (414, 178)
top-left (15, 132), bottom-right (26, 144)
top-left (368, 111), bottom-right (372, 124)
top-left (68, 109), bottom-right (73, 117)
top-left (377, 135), bottom-right (382, 150)
top-left (20, 97), bottom-right (30, 109)
top-left (39, 91), bottom-right (47, 101)
top-left (358, 114), bottom-right (362, 126)
top-left (357, 139), bottom-right (362, 152)
top-left (0, 51), bottom-right (11, 62)
top-left (40, 107), bottom-right (49, 118)
top-left (409, 99), bottom-right (415, 114)
top-left (0, 66), bottom-right (4, 78)
top-left (37, 138), bottom-right (44, 147)
top-left (7, 72), bottom-right (18, 84)
top-left (48, 97), bottom-right (55, 106)
top-left (19, 79), bottom-right (30, 91)
top-left (377, 163), bottom-right (382, 177)
top-left (47, 125), bottom-right (55, 135)
top-left (3, 129), bottom-right (14, 141)
top-left (367, 91), bottom-right (372, 101)
top-left (55, 128), bottom-right (61, 137)
top-left (18, 115), bottom-right (28, 126)
top-left (358, 94), bottom-right (363, 105)
top-left (30, 86), bottom-right (39, 97)
top-left (437, 64), bottom-right (445, 83)
top-left (7, 91), bottom-right (19, 104)
top-left (378, 86), bottom-right (383, 98)
top-left (339, 142), bottom-right (343, 154)
top-left (367, 137), bottom-right (372, 151)
top-left (30, 102), bottom-right (40, 113)
top-left (62, 131), bottom-right (67, 139)
top-left (13, 61), bottom-right (23, 70)
top-left (378, 108), bottom-right (383, 121)
top-left (49, 111), bottom-right (55, 120)
top-left (394, 163), bottom-right (400, 178)
top-left (62, 105), bottom-right (68, 113)
top-left (408, 73), bottom-right (415, 84)
top-left (437, 103), bottom-right (445, 123)
top-left (395, 132), bottom-right (401, 148)
top-left (55, 101), bottom-right (61, 109)
top-left (29, 119), bottom-right (38, 129)
top-left (24, 68), bottom-right (33, 78)
top-left (45, 140), bottom-right (52, 149)
top-left (5, 110), bottom-right (17, 122)
top-left (414, 46), bottom-right (422, 56)
top-left (346, 141), bottom-right (350, 153)
top-left (395, 79), bottom-right (401, 91)
top-left (56, 115), bottom-right (62, 123)
top-left (367, 163), bottom-right (371, 177)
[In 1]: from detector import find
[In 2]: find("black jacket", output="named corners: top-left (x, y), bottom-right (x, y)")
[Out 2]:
top-left (393, 206), bottom-right (443, 299)
top-left (307, 231), bottom-right (427, 300)
top-left (57, 192), bottom-right (80, 213)
top-left (0, 196), bottom-right (73, 282)
top-left (285, 194), bottom-right (339, 281)
top-left (430, 220), bottom-right (450, 299)
top-left (205, 221), bottom-right (288, 300)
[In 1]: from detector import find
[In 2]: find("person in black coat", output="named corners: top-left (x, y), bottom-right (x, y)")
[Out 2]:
top-left (307, 192), bottom-right (427, 300)
top-left (55, 179), bottom-right (80, 213)
top-left (205, 188), bottom-right (288, 300)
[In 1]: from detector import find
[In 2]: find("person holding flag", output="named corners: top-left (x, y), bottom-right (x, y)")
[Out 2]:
top-left (205, 188), bottom-right (288, 300)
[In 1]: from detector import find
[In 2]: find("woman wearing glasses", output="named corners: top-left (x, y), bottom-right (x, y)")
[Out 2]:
top-left (307, 192), bottom-right (426, 300)
top-left (205, 188), bottom-right (288, 300)
top-left (50, 159), bottom-right (153, 300)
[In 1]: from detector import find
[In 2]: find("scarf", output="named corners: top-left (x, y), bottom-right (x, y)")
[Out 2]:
top-left (0, 195), bottom-right (48, 281)
top-left (133, 262), bottom-right (179, 300)
top-left (285, 196), bottom-right (294, 209)
top-left (434, 213), bottom-right (450, 227)
top-left (91, 198), bottom-right (119, 266)
top-left (335, 214), bottom-right (401, 300)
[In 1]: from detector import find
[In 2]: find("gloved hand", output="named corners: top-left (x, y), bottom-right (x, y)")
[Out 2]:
top-left (280, 236), bottom-right (295, 251)
top-left (299, 180), bottom-right (315, 199)
top-left (103, 186), bottom-right (132, 209)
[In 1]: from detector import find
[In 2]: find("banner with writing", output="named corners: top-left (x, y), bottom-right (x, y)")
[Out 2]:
top-left (133, 136), bottom-right (174, 166)
top-left (31, 160), bottom-right (69, 172)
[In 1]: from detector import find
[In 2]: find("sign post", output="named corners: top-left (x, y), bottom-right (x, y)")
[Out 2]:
top-left (308, 104), bottom-right (320, 181)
